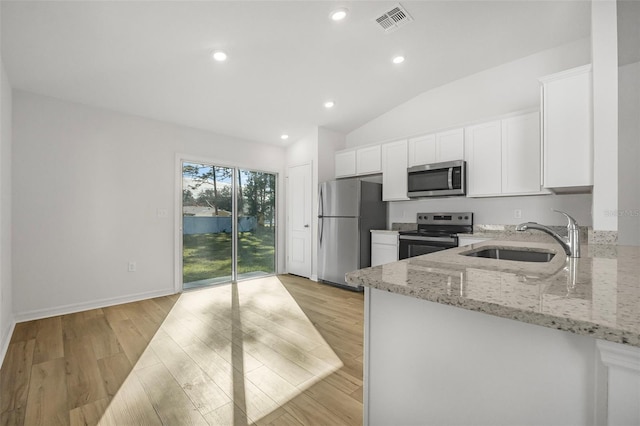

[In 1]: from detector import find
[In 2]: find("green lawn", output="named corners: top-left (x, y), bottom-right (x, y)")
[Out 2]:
top-left (182, 227), bottom-right (275, 283)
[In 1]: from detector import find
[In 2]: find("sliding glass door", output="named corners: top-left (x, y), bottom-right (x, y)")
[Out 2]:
top-left (181, 161), bottom-right (276, 289)
top-left (236, 169), bottom-right (276, 281)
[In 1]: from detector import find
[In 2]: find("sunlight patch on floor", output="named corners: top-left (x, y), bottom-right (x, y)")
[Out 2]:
top-left (98, 276), bottom-right (344, 425)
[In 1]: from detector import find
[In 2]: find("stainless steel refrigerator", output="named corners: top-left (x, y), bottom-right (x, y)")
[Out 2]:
top-left (318, 179), bottom-right (387, 290)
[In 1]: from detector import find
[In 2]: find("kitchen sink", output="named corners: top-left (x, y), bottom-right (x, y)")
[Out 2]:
top-left (461, 248), bottom-right (555, 263)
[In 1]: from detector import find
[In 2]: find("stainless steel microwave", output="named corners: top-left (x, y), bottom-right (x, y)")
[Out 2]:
top-left (407, 160), bottom-right (466, 198)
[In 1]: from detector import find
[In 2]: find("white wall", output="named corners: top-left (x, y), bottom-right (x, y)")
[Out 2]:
top-left (346, 38), bottom-right (591, 147)
top-left (591, 0), bottom-right (619, 232)
top-left (317, 127), bottom-right (345, 184)
top-left (12, 91), bottom-right (286, 319)
top-left (0, 59), bottom-right (14, 359)
top-left (389, 194), bottom-right (593, 228)
top-left (618, 61), bottom-right (640, 245)
top-left (285, 126), bottom-right (343, 281)
top-left (346, 39), bottom-right (593, 227)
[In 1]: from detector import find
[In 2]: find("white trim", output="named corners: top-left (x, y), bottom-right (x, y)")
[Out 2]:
top-left (538, 63), bottom-right (592, 84)
top-left (596, 339), bottom-right (640, 425)
top-left (13, 287), bottom-right (176, 323)
top-left (0, 319), bottom-right (16, 367)
top-left (363, 287), bottom-right (371, 426)
top-left (597, 339), bottom-right (640, 372)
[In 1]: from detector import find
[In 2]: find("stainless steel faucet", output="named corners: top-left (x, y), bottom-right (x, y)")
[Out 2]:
top-left (515, 209), bottom-right (581, 258)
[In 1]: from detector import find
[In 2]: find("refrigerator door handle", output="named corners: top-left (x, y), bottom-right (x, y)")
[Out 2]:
top-left (318, 185), bottom-right (324, 247)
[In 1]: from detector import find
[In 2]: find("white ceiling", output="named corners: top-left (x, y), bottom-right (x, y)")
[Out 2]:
top-left (1, 1), bottom-right (591, 146)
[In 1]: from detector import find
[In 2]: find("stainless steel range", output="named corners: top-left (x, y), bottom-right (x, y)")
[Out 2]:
top-left (399, 212), bottom-right (473, 259)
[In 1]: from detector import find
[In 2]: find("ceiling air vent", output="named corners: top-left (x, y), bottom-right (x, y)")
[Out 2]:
top-left (374, 3), bottom-right (413, 33)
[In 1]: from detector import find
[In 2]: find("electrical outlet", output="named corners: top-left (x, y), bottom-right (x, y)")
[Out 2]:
top-left (128, 261), bottom-right (137, 272)
top-left (157, 208), bottom-right (168, 218)
top-left (514, 209), bottom-right (522, 219)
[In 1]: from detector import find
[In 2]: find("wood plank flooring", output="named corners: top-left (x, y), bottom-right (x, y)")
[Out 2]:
top-left (0, 275), bottom-right (364, 425)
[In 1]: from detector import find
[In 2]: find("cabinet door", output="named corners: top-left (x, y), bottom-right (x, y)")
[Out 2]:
top-left (407, 134), bottom-right (436, 167)
top-left (356, 145), bottom-right (382, 175)
top-left (382, 140), bottom-right (409, 201)
top-left (436, 128), bottom-right (465, 162)
top-left (466, 121), bottom-right (502, 196)
top-left (501, 112), bottom-right (542, 194)
top-left (540, 66), bottom-right (593, 189)
top-left (371, 243), bottom-right (398, 267)
top-left (335, 150), bottom-right (356, 178)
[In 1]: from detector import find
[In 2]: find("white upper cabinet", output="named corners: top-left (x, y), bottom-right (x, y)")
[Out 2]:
top-left (539, 65), bottom-right (593, 192)
top-left (356, 145), bottom-right (382, 175)
top-left (466, 112), bottom-right (544, 197)
top-left (407, 134), bottom-right (436, 166)
top-left (381, 139), bottom-right (409, 201)
top-left (335, 144), bottom-right (382, 178)
top-left (435, 128), bottom-right (465, 162)
top-left (408, 128), bottom-right (464, 167)
top-left (466, 120), bottom-right (503, 196)
top-left (501, 112), bottom-right (542, 194)
top-left (335, 149), bottom-right (357, 178)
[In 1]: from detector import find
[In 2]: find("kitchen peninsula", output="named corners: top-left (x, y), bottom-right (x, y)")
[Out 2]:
top-left (346, 241), bottom-right (640, 426)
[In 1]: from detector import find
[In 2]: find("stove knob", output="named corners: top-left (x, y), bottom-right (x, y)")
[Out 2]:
top-left (465, 216), bottom-right (469, 220)
top-left (458, 216), bottom-right (462, 220)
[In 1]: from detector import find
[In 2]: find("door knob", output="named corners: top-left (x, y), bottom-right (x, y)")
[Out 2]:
top-left (304, 224), bottom-right (309, 228)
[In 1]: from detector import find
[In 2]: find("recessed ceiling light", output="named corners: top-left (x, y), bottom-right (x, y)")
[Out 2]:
top-left (330, 8), bottom-right (348, 21)
top-left (281, 134), bottom-right (289, 140)
top-left (392, 55), bottom-right (405, 64)
top-left (212, 51), bottom-right (227, 62)
top-left (324, 101), bottom-right (335, 109)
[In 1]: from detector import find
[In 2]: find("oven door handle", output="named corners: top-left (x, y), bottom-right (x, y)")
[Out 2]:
top-left (447, 167), bottom-right (454, 190)
top-left (399, 235), bottom-right (457, 244)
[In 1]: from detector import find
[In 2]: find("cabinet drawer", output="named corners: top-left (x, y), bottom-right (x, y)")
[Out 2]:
top-left (372, 232), bottom-right (398, 245)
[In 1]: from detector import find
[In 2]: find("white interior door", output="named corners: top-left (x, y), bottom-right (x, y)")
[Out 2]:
top-left (287, 163), bottom-right (312, 278)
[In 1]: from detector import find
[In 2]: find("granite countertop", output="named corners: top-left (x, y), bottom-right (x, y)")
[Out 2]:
top-left (370, 229), bottom-right (399, 234)
top-left (346, 240), bottom-right (640, 348)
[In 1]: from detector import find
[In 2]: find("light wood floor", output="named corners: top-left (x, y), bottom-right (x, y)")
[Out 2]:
top-left (0, 275), bottom-right (364, 425)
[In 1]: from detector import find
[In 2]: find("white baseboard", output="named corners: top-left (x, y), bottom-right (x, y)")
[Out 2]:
top-left (13, 287), bottom-right (178, 323)
top-left (311, 274), bottom-right (318, 282)
top-left (0, 318), bottom-right (16, 368)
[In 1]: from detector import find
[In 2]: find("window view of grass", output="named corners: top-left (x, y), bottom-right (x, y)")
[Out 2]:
top-left (182, 227), bottom-right (275, 283)
top-left (182, 162), bottom-right (276, 286)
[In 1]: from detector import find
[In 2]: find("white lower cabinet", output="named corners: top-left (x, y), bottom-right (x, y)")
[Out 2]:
top-left (371, 231), bottom-right (398, 266)
top-left (381, 139), bottom-right (409, 201)
top-left (466, 111), bottom-right (545, 197)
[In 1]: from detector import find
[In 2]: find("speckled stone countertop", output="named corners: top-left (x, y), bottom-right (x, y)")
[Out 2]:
top-left (346, 240), bottom-right (640, 348)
